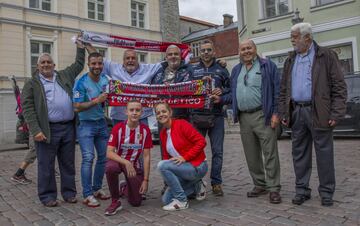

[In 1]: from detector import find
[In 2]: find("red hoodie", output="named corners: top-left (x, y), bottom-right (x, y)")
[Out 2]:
top-left (160, 119), bottom-right (206, 167)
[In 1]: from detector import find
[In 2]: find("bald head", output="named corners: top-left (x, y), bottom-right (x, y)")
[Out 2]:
top-left (165, 45), bottom-right (181, 70)
top-left (239, 39), bottom-right (257, 65)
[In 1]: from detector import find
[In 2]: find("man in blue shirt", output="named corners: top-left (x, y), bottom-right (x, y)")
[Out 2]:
top-left (217, 39), bottom-right (282, 204)
top-left (73, 52), bottom-right (111, 207)
top-left (279, 23), bottom-right (347, 207)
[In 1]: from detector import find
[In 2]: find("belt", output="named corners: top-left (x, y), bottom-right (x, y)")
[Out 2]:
top-left (292, 101), bottom-right (312, 107)
top-left (49, 120), bottom-right (74, 125)
top-left (240, 106), bottom-right (262, 113)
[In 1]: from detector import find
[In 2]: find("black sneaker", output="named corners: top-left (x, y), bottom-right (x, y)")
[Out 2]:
top-left (11, 174), bottom-right (32, 185)
top-left (321, 197), bottom-right (333, 207)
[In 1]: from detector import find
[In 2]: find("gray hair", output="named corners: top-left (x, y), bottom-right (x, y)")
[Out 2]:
top-left (166, 44), bottom-right (180, 53)
top-left (37, 53), bottom-right (54, 64)
top-left (291, 22), bottom-right (313, 38)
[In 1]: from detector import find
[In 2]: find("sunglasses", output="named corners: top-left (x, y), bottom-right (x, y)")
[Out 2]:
top-left (200, 48), bottom-right (213, 53)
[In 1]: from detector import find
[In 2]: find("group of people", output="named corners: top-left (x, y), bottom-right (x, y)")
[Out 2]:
top-left (15, 21), bottom-right (346, 217)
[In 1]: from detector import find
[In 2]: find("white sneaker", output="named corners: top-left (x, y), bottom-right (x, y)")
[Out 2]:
top-left (83, 195), bottom-right (100, 207)
top-left (196, 180), bottom-right (207, 201)
top-left (162, 199), bottom-right (189, 211)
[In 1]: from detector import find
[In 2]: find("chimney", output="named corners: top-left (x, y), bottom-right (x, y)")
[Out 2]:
top-left (223, 14), bottom-right (233, 27)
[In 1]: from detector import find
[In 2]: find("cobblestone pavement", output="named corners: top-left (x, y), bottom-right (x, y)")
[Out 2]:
top-left (0, 134), bottom-right (359, 226)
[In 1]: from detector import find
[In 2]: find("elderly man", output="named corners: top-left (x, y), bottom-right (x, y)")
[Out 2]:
top-left (218, 39), bottom-right (282, 204)
top-left (190, 40), bottom-right (230, 196)
top-left (279, 23), bottom-right (347, 206)
top-left (21, 38), bottom-right (88, 207)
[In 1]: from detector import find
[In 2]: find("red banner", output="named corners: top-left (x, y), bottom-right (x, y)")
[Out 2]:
top-left (106, 80), bottom-right (213, 109)
top-left (108, 94), bottom-right (208, 109)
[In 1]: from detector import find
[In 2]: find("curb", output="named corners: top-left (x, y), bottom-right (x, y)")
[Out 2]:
top-left (0, 144), bottom-right (28, 153)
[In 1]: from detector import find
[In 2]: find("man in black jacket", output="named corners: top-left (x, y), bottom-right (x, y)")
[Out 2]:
top-left (190, 40), bottom-right (230, 196)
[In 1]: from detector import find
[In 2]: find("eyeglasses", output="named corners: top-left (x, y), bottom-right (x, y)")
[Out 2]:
top-left (200, 48), bottom-right (213, 53)
top-left (244, 73), bottom-right (249, 86)
top-left (244, 72), bottom-right (261, 86)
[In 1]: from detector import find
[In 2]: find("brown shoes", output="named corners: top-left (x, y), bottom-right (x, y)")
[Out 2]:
top-left (43, 200), bottom-right (59, 207)
top-left (269, 192), bottom-right (282, 204)
top-left (212, 184), bottom-right (224, 196)
top-left (64, 197), bottom-right (78, 204)
top-left (247, 187), bottom-right (268, 197)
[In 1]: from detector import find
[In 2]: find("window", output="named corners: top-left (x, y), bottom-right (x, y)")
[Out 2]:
top-left (30, 41), bottom-right (52, 74)
top-left (96, 47), bottom-right (107, 58)
top-left (268, 53), bottom-right (288, 78)
top-left (29, 0), bottom-right (51, 11)
top-left (88, 0), bottom-right (105, 21)
top-left (191, 42), bottom-right (201, 58)
top-left (263, 0), bottom-right (289, 18)
top-left (131, 1), bottom-right (145, 28)
top-left (330, 44), bottom-right (353, 74)
top-left (137, 52), bottom-right (147, 63)
top-left (315, 0), bottom-right (343, 6)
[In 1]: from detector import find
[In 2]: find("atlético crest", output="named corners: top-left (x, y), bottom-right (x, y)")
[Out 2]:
top-left (73, 91), bottom-right (80, 98)
top-left (137, 133), bottom-right (142, 140)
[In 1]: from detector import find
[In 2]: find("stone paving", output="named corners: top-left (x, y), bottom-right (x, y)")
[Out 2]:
top-left (0, 134), bottom-right (359, 226)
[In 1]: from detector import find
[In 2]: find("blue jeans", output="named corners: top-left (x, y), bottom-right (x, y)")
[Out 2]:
top-left (195, 116), bottom-right (224, 185)
top-left (77, 119), bottom-right (109, 198)
top-left (158, 160), bottom-right (208, 204)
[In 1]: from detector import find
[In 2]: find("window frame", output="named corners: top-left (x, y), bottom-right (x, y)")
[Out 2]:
top-left (28, 0), bottom-right (52, 12)
top-left (130, 1), bottom-right (147, 29)
top-left (87, 0), bottom-right (105, 21)
top-left (259, 0), bottom-right (292, 20)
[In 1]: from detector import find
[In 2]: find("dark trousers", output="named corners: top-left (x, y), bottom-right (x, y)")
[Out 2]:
top-left (35, 122), bottom-right (76, 204)
top-left (105, 160), bottom-right (144, 207)
top-left (194, 116), bottom-right (224, 186)
top-left (291, 105), bottom-right (335, 198)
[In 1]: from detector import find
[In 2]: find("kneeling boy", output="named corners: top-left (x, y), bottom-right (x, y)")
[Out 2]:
top-left (105, 100), bottom-right (152, 216)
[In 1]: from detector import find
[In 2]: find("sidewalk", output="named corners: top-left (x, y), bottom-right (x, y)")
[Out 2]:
top-left (0, 136), bottom-right (359, 225)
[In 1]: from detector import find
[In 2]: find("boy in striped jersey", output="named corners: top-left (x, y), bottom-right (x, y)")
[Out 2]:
top-left (104, 100), bottom-right (153, 216)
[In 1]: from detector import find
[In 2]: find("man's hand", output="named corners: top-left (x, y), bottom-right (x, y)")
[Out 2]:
top-left (94, 93), bottom-right (108, 104)
top-left (270, 114), bottom-right (280, 129)
top-left (212, 88), bottom-right (222, 96)
top-left (281, 118), bottom-right (289, 127)
top-left (139, 180), bottom-right (148, 194)
top-left (329, 119), bottom-right (337, 127)
top-left (34, 132), bottom-right (47, 142)
top-left (75, 33), bottom-right (85, 49)
top-left (217, 59), bottom-right (227, 68)
top-left (170, 156), bottom-right (186, 165)
top-left (210, 95), bottom-right (221, 104)
top-left (124, 160), bottom-right (136, 178)
top-left (202, 76), bottom-right (212, 82)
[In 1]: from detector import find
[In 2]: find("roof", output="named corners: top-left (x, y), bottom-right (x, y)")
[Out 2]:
top-left (182, 21), bottom-right (238, 42)
top-left (179, 15), bottom-right (218, 27)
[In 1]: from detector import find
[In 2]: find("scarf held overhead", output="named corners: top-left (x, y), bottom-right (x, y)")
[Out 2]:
top-left (80, 31), bottom-right (191, 60)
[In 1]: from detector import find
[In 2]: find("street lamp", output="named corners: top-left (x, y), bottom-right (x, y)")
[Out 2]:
top-left (292, 8), bottom-right (304, 25)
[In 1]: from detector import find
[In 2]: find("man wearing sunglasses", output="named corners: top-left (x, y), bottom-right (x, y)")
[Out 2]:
top-left (190, 40), bottom-right (230, 197)
top-left (215, 39), bottom-right (281, 204)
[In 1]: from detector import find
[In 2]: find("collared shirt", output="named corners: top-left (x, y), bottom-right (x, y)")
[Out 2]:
top-left (73, 73), bottom-right (109, 121)
top-left (103, 59), bottom-right (162, 120)
top-left (236, 58), bottom-right (262, 111)
top-left (39, 73), bottom-right (74, 122)
top-left (291, 42), bottom-right (315, 102)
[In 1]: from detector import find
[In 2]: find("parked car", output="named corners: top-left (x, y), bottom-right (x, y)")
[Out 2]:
top-left (282, 72), bottom-right (360, 137)
top-left (147, 112), bottom-right (160, 144)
